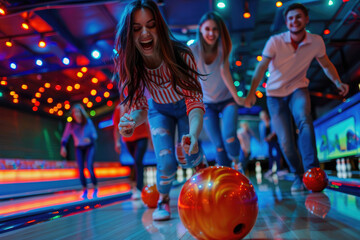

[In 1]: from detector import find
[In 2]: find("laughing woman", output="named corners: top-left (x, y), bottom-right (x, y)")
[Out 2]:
top-left (114, 0), bottom-right (206, 221)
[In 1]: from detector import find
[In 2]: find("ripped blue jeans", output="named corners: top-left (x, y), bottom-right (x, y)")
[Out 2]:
top-left (148, 99), bottom-right (204, 194)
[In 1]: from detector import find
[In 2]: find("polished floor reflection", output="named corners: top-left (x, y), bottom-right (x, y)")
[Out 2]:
top-left (1, 173), bottom-right (360, 240)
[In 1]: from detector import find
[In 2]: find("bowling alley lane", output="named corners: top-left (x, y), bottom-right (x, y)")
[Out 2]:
top-left (1, 175), bottom-right (360, 240)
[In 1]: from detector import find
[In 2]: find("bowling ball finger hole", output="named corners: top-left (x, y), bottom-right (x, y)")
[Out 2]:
top-left (233, 224), bottom-right (244, 235)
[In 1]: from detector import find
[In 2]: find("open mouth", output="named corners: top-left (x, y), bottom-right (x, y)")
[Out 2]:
top-left (140, 39), bottom-right (153, 50)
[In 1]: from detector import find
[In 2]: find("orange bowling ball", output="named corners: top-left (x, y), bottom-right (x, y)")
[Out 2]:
top-left (303, 167), bottom-right (328, 192)
top-left (141, 184), bottom-right (160, 208)
top-left (178, 166), bottom-right (258, 240)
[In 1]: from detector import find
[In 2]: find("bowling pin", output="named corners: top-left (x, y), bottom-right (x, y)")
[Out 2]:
top-left (341, 158), bottom-right (346, 172)
top-left (346, 159), bottom-right (351, 172)
top-left (255, 161), bottom-right (262, 174)
top-left (336, 159), bottom-right (341, 172)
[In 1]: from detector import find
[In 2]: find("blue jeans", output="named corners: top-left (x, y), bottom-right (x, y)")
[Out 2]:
top-left (148, 99), bottom-right (204, 194)
top-left (268, 140), bottom-right (282, 170)
top-left (203, 99), bottom-right (240, 167)
top-left (267, 88), bottom-right (319, 175)
top-left (75, 143), bottom-right (97, 188)
top-left (125, 138), bottom-right (148, 191)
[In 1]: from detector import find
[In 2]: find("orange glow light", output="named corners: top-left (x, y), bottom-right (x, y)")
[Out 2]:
top-left (107, 100), bottom-right (113, 107)
top-left (13, 94), bottom-right (19, 99)
top-left (13, 99), bottom-right (19, 103)
top-left (10, 91), bottom-right (15, 96)
top-left (5, 41), bottom-right (12, 47)
top-left (32, 106), bottom-right (38, 111)
top-left (58, 110), bottom-right (63, 116)
top-left (77, 72), bottom-right (83, 78)
top-left (91, 77), bottom-right (98, 84)
top-left (323, 29), bottom-right (330, 35)
top-left (35, 92), bottom-right (41, 98)
top-left (55, 85), bottom-right (61, 91)
top-left (0, 80), bottom-right (7, 86)
top-left (95, 96), bottom-right (101, 103)
top-left (243, 12), bottom-right (251, 19)
top-left (235, 61), bottom-right (242, 67)
top-left (31, 98), bottom-right (37, 104)
top-left (90, 89), bottom-right (97, 96)
top-left (74, 83), bottom-right (80, 90)
top-left (67, 86), bottom-right (73, 92)
top-left (81, 67), bottom-right (88, 73)
top-left (21, 84), bottom-right (28, 90)
top-left (83, 97), bottom-right (89, 104)
top-left (44, 83), bottom-right (51, 88)
top-left (21, 22), bottom-right (29, 30)
top-left (47, 98), bottom-right (53, 103)
top-left (57, 103), bottom-right (62, 109)
top-left (256, 56), bottom-right (263, 62)
top-left (104, 91), bottom-right (110, 98)
top-left (86, 102), bottom-right (93, 108)
top-left (64, 104), bottom-right (71, 110)
top-left (39, 87), bottom-right (45, 93)
top-left (0, 7), bottom-right (6, 16)
top-left (34, 101), bottom-right (40, 107)
top-left (38, 40), bottom-right (46, 48)
top-left (49, 108), bottom-right (54, 114)
top-left (276, 1), bottom-right (283, 7)
top-left (255, 90), bottom-right (263, 98)
top-left (53, 107), bottom-right (58, 112)
top-left (64, 100), bottom-right (70, 105)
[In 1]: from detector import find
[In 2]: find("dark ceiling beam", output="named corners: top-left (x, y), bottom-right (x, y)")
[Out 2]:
top-left (328, 39), bottom-right (360, 47)
top-left (309, 7), bottom-right (360, 81)
top-left (97, 4), bottom-right (118, 26)
top-left (0, 31), bottom-right (57, 40)
top-left (35, 10), bottom-right (93, 60)
top-left (0, 30), bottom-right (40, 56)
top-left (325, 0), bottom-right (360, 42)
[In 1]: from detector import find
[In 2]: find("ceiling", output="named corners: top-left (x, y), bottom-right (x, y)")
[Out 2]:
top-left (0, 0), bottom-right (359, 118)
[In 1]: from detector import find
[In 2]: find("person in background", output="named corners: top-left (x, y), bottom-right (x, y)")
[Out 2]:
top-left (236, 120), bottom-right (254, 172)
top-left (114, 0), bottom-right (206, 221)
top-left (245, 3), bottom-right (349, 191)
top-left (259, 110), bottom-right (287, 178)
top-left (60, 103), bottom-right (98, 190)
top-left (190, 12), bottom-right (244, 170)
top-left (113, 102), bottom-right (150, 200)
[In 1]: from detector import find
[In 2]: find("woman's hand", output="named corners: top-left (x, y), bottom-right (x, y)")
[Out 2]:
top-left (235, 96), bottom-right (245, 106)
top-left (245, 94), bottom-right (256, 108)
top-left (118, 113), bottom-right (136, 137)
top-left (181, 135), bottom-right (199, 156)
top-left (60, 146), bottom-right (67, 158)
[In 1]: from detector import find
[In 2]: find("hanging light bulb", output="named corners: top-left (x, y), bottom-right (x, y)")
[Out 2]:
top-left (5, 39), bottom-right (12, 47)
top-left (38, 36), bottom-right (46, 48)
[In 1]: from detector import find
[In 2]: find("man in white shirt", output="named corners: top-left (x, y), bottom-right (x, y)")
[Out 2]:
top-left (245, 3), bottom-right (349, 191)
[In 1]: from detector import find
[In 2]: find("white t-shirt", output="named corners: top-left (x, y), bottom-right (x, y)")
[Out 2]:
top-left (262, 31), bottom-right (326, 97)
top-left (190, 43), bottom-right (233, 103)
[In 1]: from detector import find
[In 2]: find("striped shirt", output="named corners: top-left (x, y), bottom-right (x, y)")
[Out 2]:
top-left (130, 53), bottom-right (205, 115)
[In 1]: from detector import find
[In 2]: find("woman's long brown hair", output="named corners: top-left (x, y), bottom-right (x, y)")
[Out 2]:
top-left (114, 0), bottom-right (203, 107)
top-left (197, 11), bottom-right (232, 62)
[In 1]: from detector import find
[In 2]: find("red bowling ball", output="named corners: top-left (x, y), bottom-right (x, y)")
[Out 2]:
top-left (303, 167), bottom-right (329, 192)
top-left (178, 166), bottom-right (258, 240)
top-left (305, 193), bottom-right (331, 219)
top-left (141, 184), bottom-right (160, 208)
